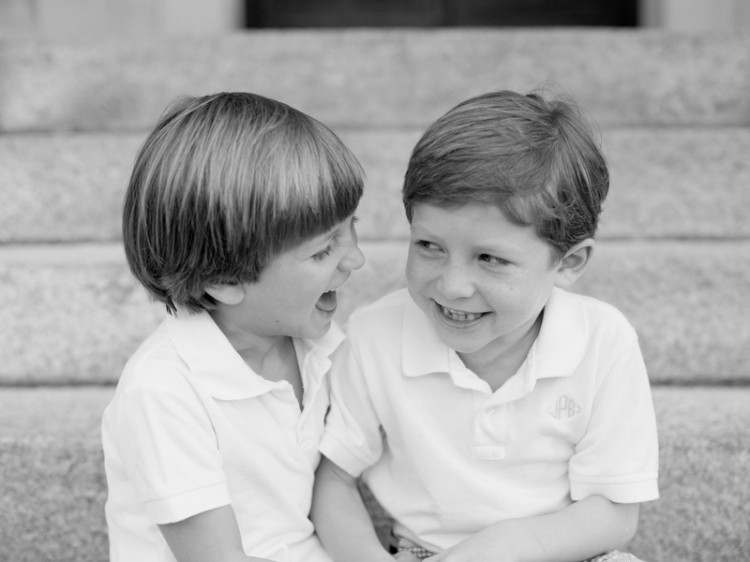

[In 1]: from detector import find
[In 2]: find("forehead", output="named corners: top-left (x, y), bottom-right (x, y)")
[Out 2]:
top-left (411, 202), bottom-right (521, 236)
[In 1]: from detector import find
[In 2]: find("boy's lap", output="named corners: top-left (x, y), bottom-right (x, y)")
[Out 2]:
top-left (394, 537), bottom-right (645, 562)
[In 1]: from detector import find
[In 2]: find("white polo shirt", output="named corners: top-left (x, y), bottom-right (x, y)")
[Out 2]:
top-left (320, 288), bottom-right (659, 552)
top-left (102, 308), bottom-right (340, 562)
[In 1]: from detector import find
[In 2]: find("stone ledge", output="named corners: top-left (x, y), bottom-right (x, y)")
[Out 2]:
top-left (1, 241), bottom-right (748, 385)
top-left (0, 386), bottom-right (111, 562)
top-left (1, 30), bottom-right (749, 132)
top-left (2, 128), bottom-right (750, 243)
top-left (1, 386), bottom-right (748, 562)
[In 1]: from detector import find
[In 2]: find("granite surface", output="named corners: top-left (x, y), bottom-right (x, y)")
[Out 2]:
top-left (2, 240), bottom-right (748, 385)
top-left (2, 128), bottom-right (750, 243)
top-left (1, 387), bottom-right (748, 562)
top-left (1, 31), bottom-right (750, 133)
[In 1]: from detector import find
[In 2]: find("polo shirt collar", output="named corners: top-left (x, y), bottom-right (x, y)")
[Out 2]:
top-left (401, 288), bottom-right (588, 384)
top-left (529, 287), bottom-right (588, 380)
top-left (294, 321), bottom-right (343, 370)
top-left (166, 308), bottom-right (343, 401)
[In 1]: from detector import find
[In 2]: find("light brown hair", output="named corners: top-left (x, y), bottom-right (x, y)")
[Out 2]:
top-left (123, 92), bottom-right (364, 313)
top-left (403, 88), bottom-right (609, 260)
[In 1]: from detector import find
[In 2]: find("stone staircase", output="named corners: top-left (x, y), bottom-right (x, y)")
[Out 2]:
top-left (1, 29), bottom-right (749, 562)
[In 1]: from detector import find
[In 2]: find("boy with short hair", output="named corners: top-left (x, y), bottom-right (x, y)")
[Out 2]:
top-left (312, 89), bottom-right (659, 562)
top-left (102, 92), bottom-right (365, 562)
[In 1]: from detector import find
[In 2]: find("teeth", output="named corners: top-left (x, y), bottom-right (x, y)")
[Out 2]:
top-left (440, 305), bottom-right (483, 322)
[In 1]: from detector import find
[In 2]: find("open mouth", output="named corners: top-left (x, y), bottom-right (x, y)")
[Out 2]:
top-left (316, 290), bottom-right (338, 313)
top-left (437, 302), bottom-right (486, 323)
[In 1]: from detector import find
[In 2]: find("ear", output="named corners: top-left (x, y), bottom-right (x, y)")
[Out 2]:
top-left (554, 239), bottom-right (595, 289)
top-left (204, 283), bottom-right (245, 306)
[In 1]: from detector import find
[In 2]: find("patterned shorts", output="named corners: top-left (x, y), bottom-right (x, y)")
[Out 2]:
top-left (393, 536), bottom-right (646, 562)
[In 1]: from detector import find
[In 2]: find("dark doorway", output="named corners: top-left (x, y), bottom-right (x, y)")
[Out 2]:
top-left (245, 0), bottom-right (639, 28)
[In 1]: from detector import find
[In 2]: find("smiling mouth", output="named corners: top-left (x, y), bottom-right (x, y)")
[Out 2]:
top-left (437, 303), bottom-right (486, 323)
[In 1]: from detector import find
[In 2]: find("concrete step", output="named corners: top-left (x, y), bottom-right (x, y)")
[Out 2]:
top-left (2, 127), bottom-right (750, 243)
top-left (1, 240), bottom-right (748, 386)
top-left (1, 27), bottom-right (748, 562)
top-left (1, 386), bottom-right (748, 562)
top-left (1, 30), bottom-right (750, 133)
top-left (1, 387), bottom-right (109, 562)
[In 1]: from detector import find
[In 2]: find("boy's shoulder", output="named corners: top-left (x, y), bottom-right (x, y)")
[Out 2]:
top-left (348, 288), bottom-right (411, 325)
top-left (570, 290), bottom-right (632, 323)
top-left (553, 289), bottom-right (638, 343)
top-left (534, 290), bottom-right (640, 378)
top-left (344, 288), bottom-right (414, 341)
top-left (104, 318), bottom-right (195, 425)
top-left (117, 318), bottom-right (187, 390)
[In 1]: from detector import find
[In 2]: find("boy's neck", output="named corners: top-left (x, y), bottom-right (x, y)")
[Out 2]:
top-left (208, 307), bottom-right (292, 373)
top-left (458, 312), bottom-right (543, 393)
top-left (210, 308), bottom-right (303, 404)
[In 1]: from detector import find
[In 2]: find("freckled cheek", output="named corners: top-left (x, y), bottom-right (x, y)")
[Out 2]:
top-left (493, 279), bottom-right (547, 320)
top-left (405, 268), bottom-right (420, 293)
top-left (404, 254), bottom-right (420, 284)
top-left (405, 259), bottom-right (438, 292)
top-left (481, 280), bottom-right (523, 314)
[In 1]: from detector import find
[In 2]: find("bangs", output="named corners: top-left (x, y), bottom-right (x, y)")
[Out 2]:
top-left (216, 115), bottom-right (364, 282)
top-left (269, 126), bottom-right (364, 248)
top-left (123, 92), bottom-right (364, 313)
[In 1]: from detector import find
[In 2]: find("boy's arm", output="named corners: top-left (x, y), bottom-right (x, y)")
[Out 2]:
top-left (158, 505), bottom-right (273, 562)
top-left (424, 495), bottom-right (639, 562)
top-left (312, 456), bottom-right (397, 562)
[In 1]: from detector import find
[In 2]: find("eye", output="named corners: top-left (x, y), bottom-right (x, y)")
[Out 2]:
top-left (414, 240), bottom-right (441, 252)
top-left (312, 217), bottom-right (358, 261)
top-left (312, 243), bottom-right (335, 261)
top-left (479, 253), bottom-right (510, 266)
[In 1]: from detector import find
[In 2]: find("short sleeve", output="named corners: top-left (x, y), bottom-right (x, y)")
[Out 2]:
top-left (112, 367), bottom-right (231, 523)
top-left (319, 334), bottom-right (385, 477)
top-left (569, 340), bottom-right (659, 503)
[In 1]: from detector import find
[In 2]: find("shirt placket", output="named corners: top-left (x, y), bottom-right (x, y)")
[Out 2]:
top-left (471, 400), bottom-right (508, 460)
top-left (296, 352), bottom-right (328, 452)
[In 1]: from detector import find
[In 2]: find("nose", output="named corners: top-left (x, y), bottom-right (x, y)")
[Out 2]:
top-left (341, 243), bottom-right (365, 272)
top-left (338, 231), bottom-right (365, 272)
top-left (436, 262), bottom-right (474, 300)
